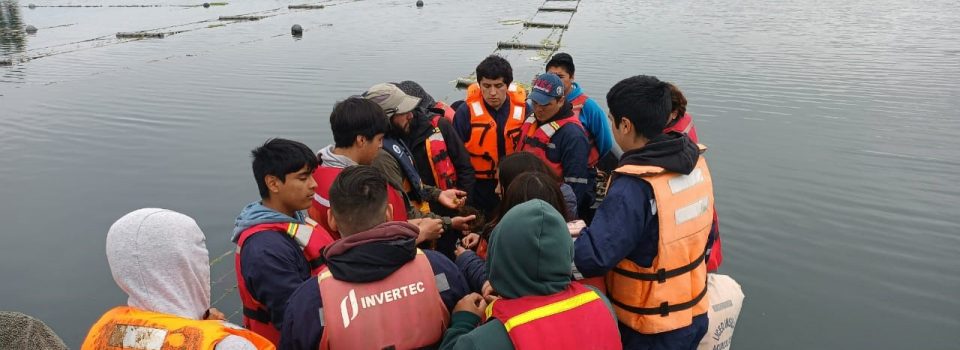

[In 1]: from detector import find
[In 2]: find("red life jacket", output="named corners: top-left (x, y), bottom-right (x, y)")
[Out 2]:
top-left (517, 113), bottom-right (599, 178)
top-left (318, 249), bottom-right (449, 350)
top-left (661, 113), bottom-right (722, 272)
top-left (434, 101), bottom-right (455, 122)
top-left (570, 93), bottom-right (604, 162)
top-left (234, 221), bottom-right (334, 345)
top-left (309, 165), bottom-right (409, 238)
top-left (425, 115), bottom-right (458, 190)
top-left (485, 282), bottom-right (621, 350)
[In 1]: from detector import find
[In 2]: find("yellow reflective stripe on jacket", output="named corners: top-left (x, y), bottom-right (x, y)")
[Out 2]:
top-left (500, 291), bottom-right (600, 332)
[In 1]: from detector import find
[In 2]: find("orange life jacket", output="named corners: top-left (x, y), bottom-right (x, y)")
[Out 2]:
top-left (517, 113), bottom-right (600, 177)
top-left (425, 115), bottom-right (458, 190)
top-left (310, 165), bottom-right (408, 237)
top-left (318, 249), bottom-right (449, 350)
top-left (606, 152), bottom-right (714, 334)
top-left (484, 282), bottom-right (621, 350)
top-left (82, 306), bottom-right (275, 350)
top-left (234, 221), bottom-right (334, 345)
top-left (434, 101), bottom-right (455, 122)
top-left (464, 82), bottom-right (527, 180)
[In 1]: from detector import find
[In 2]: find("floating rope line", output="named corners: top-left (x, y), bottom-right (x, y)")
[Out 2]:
top-left (453, 0), bottom-right (582, 89)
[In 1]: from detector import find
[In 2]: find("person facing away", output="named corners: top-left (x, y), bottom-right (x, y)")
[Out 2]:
top-left (308, 97), bottom-right (440, 243)
top-left (231, 138), bottom-right (335, 345)
top-left (83, 208), bottom-right (274, 350)
top-left (452, 55), bottom-right (528, 217)
top-left (440, 199), bottom-right (621, 350)
top-left (517, 72), bottom-right (597, 219)
top-left (574, 75), bottom-right (717, 349)
top-left (453, 171), bottom-right (573, 293)
top-left (394, 80), bottom-right (481, 259)
top-left (281, 165), bottom-right (471, 350)
top-left (545, 52), bottom-right (615, 161)
top-left (663, 82), bottom-right (724, 273)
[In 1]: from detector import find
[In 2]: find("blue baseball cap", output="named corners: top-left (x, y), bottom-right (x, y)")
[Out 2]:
top-left (529, 73), bottom-right (565, 105)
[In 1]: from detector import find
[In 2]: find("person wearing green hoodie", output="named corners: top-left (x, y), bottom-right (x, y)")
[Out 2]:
top-left (440, 199), bottom-right (621, 350)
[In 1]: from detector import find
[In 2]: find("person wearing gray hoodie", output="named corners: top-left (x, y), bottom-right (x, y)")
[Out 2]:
top-left (83, 208), bottom-right (272, 350)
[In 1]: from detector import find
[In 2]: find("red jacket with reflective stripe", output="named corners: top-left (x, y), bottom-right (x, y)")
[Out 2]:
top-left (517, 113), bottom-right (599, 177)
top-left (318, 250), bottom-right (449, 349)
top-left (425, 115), bottom-right (458, 190)
top-left (309, 165), bottom-right (408, 238)
top-left (234, 221), bottom-right (334, 345)
top-left (486, 282), bottom-right (621, 350)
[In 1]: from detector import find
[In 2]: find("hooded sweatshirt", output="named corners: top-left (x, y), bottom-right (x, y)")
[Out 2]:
top-left (317, 144), bottom-right (357, 169)
top-left (281, 222), bottom-right (470, 350)
top-left (573, 133), bottom-right (711, 348)
top-left (106, 208), bottom-right (257, 350)
top-left (567, 82), bottom-right (614, 158)
top-left (232, 202), bottom-right (310, 332)
top-left (440, 200), bottom-right (616, 350)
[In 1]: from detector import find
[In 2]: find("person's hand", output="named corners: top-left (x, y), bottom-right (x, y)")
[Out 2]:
top-left (410, 218), bottom-right (443, 243)
top-left (481, 280), bottom-right (499, 303)
top-left (453, 293), bottom-right (488, 317)
top-left (454, 244), bottom-right (467, 257)
top-left (462, 232), bottom-right (480, 249)
top-left (450, 215), bottom-right (477, 231)
top-left (204, 308), bottom-right (226, 321)
top-left (438, 189), bottom-right (468, 209)
top-left (567, 220), bottom-right (586, 238)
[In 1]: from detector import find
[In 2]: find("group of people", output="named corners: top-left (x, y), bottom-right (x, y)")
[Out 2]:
top-left (82, 52), bottom-right (732, 350)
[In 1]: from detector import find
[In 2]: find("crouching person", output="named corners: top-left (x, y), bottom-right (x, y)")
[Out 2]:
top-left (281, 165), bottom-right (471, 350)
top-left (83, 209), bottom-right (274, 350)
top-left (440, 200), bottom-right (621, 349)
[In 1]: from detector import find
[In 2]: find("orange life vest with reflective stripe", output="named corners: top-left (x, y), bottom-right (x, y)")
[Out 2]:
top-left (484, 282), bottom-right (621, 350)
top-left (234, 221), bottom-right (334, 345)
top-left (517, 113), bottom-right (600, 178)
top-left (425, 115), bottom-right (458, 190)
top-left (464, 82), bottom-right (527, 179)
top-left (606, 152), bottom-right (713, 334)
top-left (82, 306), bottom-right (275, 350)
top-left (317, 249), bottom-right (449, 350)
top-left (309, 165), bottom-right (408, 237)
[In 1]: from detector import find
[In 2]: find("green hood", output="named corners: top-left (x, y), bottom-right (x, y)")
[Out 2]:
top-left (486, 199), bottom-right (572, 299)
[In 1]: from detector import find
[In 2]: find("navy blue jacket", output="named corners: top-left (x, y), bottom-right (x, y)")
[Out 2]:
top-left (239, 231), bottom-right (311, 330)
top-left (280, 249), bottom-right (470, 350)
top-left (573, 133), bottom-right (713, 348)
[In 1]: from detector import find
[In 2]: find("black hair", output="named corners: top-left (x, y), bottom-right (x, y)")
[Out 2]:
top-left (666, 82), bottom-right (688, 127)
top-left (330, 97), bottom-right (390, 148)
top-left (476, 55), bottom-right (514, 86)
top-left (498, 152), bottom-right (562, 188)
top-left (606, 75), bottom-right (672, 140)
top-left (329, 165), bottom-right (388, 235)
top-left (251, 138), bottom-right (318, 199)
top-left (545, 52), bottom-right (575, 77)
top-left (482, 172), bottom-right (569, 241)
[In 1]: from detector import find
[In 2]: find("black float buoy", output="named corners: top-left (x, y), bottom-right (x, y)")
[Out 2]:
top-left (202, 2), bottom-right (210, 8)
top-left (416, 0), bottom-right (423, 7)
top-left (291, 24), bottom-right (303, 37)
top-left (28, 3), bottom-right (36, 9)
top-left (25, 25), bottom-right (38, 34)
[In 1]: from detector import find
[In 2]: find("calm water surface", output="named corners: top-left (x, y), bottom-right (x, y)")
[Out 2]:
top-left (2, 0), bottom-right (959, 347)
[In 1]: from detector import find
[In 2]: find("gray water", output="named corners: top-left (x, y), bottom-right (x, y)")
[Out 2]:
top-left (2, 0), bottom-right (959, 347)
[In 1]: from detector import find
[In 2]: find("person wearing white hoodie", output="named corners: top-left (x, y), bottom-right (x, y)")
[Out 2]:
top-left (82, 208), bottom-right (274, 350)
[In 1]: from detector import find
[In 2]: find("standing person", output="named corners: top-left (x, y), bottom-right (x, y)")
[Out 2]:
top-left (545, 52), bottom-right (615, 160)
top-left (84, 208), bottom-right (274, 350)
top-left (440, 200), bottom-right (621, 350)
top-left (308, 97), bottom-right (443, 244)
top-left (231, 139), bottom-right (335, 345)
top-left (281, 166), bottom-right (471, 350)
top-left (452, 55), bottom-right (528, 216)
top-left (574, 75), bottom-right (716, 348)
top-left (664, 82), bottom-right (724, 272)
top-left (517, 73), bottom-right (597, 219)
top-left (362, 83), bottom-right (477, 256)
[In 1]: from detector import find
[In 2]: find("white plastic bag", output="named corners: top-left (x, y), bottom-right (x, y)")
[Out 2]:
top-left (697, 273), bottom-right (744, 350)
